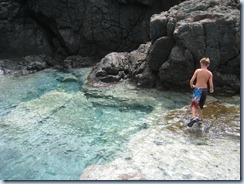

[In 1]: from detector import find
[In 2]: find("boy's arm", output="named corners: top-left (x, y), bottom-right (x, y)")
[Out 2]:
top-left (209, 72), bottom-right (214, 93)
top-left (190, 70), bottom-right (197, 88)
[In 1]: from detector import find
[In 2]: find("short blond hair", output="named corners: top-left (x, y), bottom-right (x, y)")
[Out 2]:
top-left (200, 57), bottom-right (210, 66)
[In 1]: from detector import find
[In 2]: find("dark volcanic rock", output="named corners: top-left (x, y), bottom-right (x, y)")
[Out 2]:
top-left (0, 0), bottom-right (240, 95)
top-left (87, 42), bottom-right (156, 88)
top-left (87, 0), bottom-right (240, 95)
top-left (87, 52), bottom-right (130, 86)
top-left (63, 56), bottom-right (98, 69)
top-left (0, 55), bottom-right (53, 76)
top-left (0, 1), bottom-right (52, 58)
top-left (129, 43), bottom-right (156, 88)
top-left (158, 45), bottom-right (193, 89)
top-left (0, 0), bottom-right (185, 76)
top-left (150, 0), bottom-right (240, 93)
top-left (0, 0), bottom-right (184, 61)
top-left (148, 36), bottom-right (175, 72)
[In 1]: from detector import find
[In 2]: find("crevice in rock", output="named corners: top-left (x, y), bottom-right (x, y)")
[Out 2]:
top-left (19, 1), bottom-right (70, 57)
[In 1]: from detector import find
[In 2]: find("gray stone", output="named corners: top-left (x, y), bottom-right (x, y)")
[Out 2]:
top-left (86, 42), bottom-right (156, 88)
top-left (63, 56), bottom-right (98, 69)
top-left (148, 36), bottom-right (175, 71)
top-left (149, 0), bottom-right (240, 93)
top-left (158, 45), bottom-right (193, 88)
top-left (56, 73), bottom-right (78, 83)
top-left (86, 52), bottom-right (130, 86)
top-left (0, 0), bottom-right (184, 60)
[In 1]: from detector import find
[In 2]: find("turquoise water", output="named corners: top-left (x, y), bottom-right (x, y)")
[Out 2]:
top-left (0, 69), bottom-right (153, 180)
top-left (0, 68), bottom-right (240, 180)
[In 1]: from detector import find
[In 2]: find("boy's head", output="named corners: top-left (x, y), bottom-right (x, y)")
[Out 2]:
top-left (200, 57), bottom-right (210, 67)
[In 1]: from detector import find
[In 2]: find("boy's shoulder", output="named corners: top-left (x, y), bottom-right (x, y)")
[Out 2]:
top-left (206, 69), bottom-right (213, 74)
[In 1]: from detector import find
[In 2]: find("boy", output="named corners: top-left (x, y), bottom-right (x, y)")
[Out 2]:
top-left (187, 57), bottom-right (214, 127)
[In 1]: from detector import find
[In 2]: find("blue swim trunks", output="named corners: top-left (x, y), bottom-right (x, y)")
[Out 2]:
top-left (191, 88), bottom-right (208, 109)
top-left (191, 88), bottom-right (202, 107)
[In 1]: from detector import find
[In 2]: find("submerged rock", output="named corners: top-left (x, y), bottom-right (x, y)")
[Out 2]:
top-left (80, 160), bottom-right (146, 180)
top-left (0, 69), bottom-right (239, 180)
top-left (80, 98), bottom-right (240, 180)
top-left (56, 73), bottom-right (78, 83)
top-left (165, 99), bottom-right (240, 139)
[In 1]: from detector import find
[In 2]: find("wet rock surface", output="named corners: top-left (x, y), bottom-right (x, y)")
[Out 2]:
top-left (165, 99), bottom-right (240, 139)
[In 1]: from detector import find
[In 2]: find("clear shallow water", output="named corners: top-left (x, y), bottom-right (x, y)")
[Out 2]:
top-left (0, 68), bottom-right (156, 180)
top-left (0, 68), bottom-right (240, 180)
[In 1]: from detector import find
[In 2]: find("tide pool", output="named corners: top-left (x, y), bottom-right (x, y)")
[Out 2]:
top-left (0, 68), bottom-right (240, 180)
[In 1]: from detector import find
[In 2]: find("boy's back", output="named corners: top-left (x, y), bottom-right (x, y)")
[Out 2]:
top-left (195, 68), bottom-right (212, 89)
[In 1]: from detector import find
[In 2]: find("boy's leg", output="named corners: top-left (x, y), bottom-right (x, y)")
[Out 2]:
top-left (198, 89), bottom-right (207, 121)
top-left (188, 107), bottom-right (198, 127)
top-left (198, 108), bottom-right (202, 120)
top-left (191, 106), bottom-right (196, 119)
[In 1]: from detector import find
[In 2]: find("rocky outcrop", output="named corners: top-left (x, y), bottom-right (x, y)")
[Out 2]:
top-left (150, 0), bottom-right (240, 94)
top-left (87, 0), bottom-right (240, 95)
top-left (0, 0), bottom-right (184, 61)
top-left (63, 56), bottom-right (98, 69)
top-left (0, 55), bottom-right (53, 76)
top-left (86, 42), bottom-right (156, 88)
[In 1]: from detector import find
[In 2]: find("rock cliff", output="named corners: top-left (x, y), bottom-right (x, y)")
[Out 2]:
top-left (0, 0), bottom-right (183, 60)
top-left (87, 0), bottom-right (240, 95)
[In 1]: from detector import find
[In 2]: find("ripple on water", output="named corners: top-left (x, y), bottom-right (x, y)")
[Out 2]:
top-left (0, 69), bottom-right (240, 180)
top-left (164, 100), bottom-right (240, 141)
top-left (0, 69), bottom-right (156, 180)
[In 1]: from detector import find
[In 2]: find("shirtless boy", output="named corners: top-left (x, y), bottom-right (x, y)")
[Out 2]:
top-left (187, 57), bottom-right (214, 127)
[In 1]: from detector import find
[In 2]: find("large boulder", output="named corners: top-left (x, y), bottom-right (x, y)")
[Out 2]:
top-left (86, 52), bottom-right (130, 86)
top-left (86, 42), bottom-right (156, 88)
top-left (129, 43), bottom-right (156, 88)
top-left (148, 36), bottom-right (175, 71)
top-left (158, 45), bottom-right (193, 89)
top-left (149, 0), bottom-right (240, 93)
